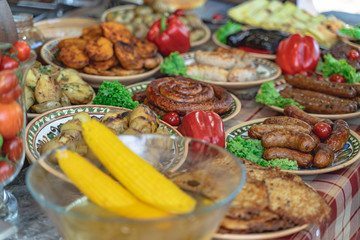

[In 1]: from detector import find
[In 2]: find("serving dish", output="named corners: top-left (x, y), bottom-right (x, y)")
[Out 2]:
top-left (225, 118), bottom-right (360, 175)
top-left (212, 32), bottom-right (276, 60)
top-left (34, 18), bottom-right (100, 40)
top-left (126, 81), bottom-right (241, 122)
top-left (41, 37), bottom-right (163, 88)
top-left (100, 4), bottom-right (211, 47)
top-left (182, 52), bottom-right (281, 89)
top-left (25, 105), bottom-right (181, 163)
top-left (259, 79), bottom-right (360, 120)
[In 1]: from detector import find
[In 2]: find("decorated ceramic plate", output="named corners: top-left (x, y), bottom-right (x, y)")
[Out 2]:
top-left (211, 31), bottom-right (276, 60)
top-left (259, 79), bottom-right (360, 120)
top-left (126, 81), bottom-right (241, 122)
top-left (41, 37), bottom-right (163, 88)
top-left (225, 118), bottom-right (360, 175)
top-left (100, 5), bottom-right (211, 47)
top-left (182, 52), bottom-right (281, 90)
top-left (25, 105), bottom-right (181, 163)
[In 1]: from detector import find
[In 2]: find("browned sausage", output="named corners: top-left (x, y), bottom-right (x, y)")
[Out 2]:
top-left (263, 116), bottom-right (312, 132)
top-left (263, 147), bottom-right (313, 168)
top-left (261, 130), bottom-right (316, 153)
top-left (313, 143), bottom-right (335, 168)
top-left (284, 74), bottom-right (357, 98)
top-left (310, 131), bottom-right (321, 146)
top-left (289, 87), bottom-right (357, 104)
top-left (283, 104), bottom-right (333, 127)
top-left (248, 124), bottom-right (310, 139)
top-left (324, 120), bottom-right (350, 152)
top-left (280, 87), bottom-right (358, 114)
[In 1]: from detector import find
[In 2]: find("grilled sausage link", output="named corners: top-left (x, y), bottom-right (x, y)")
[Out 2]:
top-left (283, 104), bottom-right (333, 127)
top-left (263, 116), bottom-right (312, 132)
top-left (284, 74), bottom-right (357, 98)
top-left (261, 130), bottom-right (316, 153)
top-left (324, 120), bottom-right (350, 152)
top-left (313, 143), bottom-right (335, 168)
top-left (248, 124), bottom-right (310, 139)
top-left (263, 147), bottom-right (313, 168)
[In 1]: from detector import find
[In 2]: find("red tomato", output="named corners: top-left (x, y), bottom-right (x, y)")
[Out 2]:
top-left (0, 161), bottom-right (15, 182)
top-left (2, 136), bottom-right (23, 162)
top-left (347, 50), bottom-right (359, 60)
top-left (298, 70), bottom-right (313, 76)
top-left (174, 9), bottom-right (185, 17)
top-left (313, 122), bottom-right (332, 139)
top-left (0, 71), bottom-right (18, 95)
top-left (0, 84), bottom-right (22, 103)
top-left (8, 41), bottom-right (31, 62)
top-left (316, 75), bottom-right (325, 80)
top-left (162, 112), bottom-right (180, 126)
top-left (212, 13), bottom-right (224, 20)
top-left (329, 74), bottom-right (345, 83)
top-left (0, 56), bottom-right (19, 71)
top-left (0, 102), bottom-right (23, 139)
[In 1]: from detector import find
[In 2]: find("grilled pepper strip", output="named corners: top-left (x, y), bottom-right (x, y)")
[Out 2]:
top-left (276, 33), bottom-right (320, 75)
top-left (178, 110), bottom-right (225, 148)
top-left (147, 15), bottom-right (191, 56)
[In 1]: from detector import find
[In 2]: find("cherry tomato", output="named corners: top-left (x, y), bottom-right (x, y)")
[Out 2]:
top-left (329, 74), bottom-right (345, 83)
top-left (174, 9), bottom-right (185, 17)
top-left (313, 122), bottom-right (332, 139)
top-left (347, 50), bottom-right (359, 60)
top-left (8, 41), bottom-right (31, 62)
top-left (212, 13), bottom-right (224, 20)
top-left (0, 56), bottom-right (19, 71)
top-left (0, 84), bottom-right (22, 103)
top-left (0, 101), bottom-right (23, 139)
top-left (316, 75), bottom-right (325, 80)
top-left (2, 136), bottom-right (23, 162)
top-left (0, 161), bottom-right (15, 182)
top-left (0, 70), bottom-right (18, 95)
top-left (162, 112), bottom-right (180, 126)
top-left (298, 70), bottom-right (313, 76)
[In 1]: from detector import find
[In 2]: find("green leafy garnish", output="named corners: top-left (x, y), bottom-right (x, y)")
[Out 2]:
top-left (93, 81), bottom-right (138, 109)
top-left (256, 81), bottom-right (305, 109)
top-left (339, 25), bottom-right (360, 39)
top-left (160, 52), bottom-right (188, 76)
top-left (217, 20), bottom-right (242, 44)
top-left (226, 136), bottom-right (298, 170)
top-left (316, 54), bottom-right (360, 83)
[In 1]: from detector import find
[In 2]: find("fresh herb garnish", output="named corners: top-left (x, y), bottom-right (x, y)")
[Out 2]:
top-left (339, 25), bottom-right (360, 39)
top-left (160, 52), bottom-right (189, 76)
top-left (217, 20), bottom-right (242, 44)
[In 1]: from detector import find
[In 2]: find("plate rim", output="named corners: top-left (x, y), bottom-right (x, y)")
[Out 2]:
top-left (225, 117), bottom-right (360, 175)
top-left (25, 104), bottom-right (181, 164)
top-left (40, 36), bottom-right (163, 87)
top-left (126, 80), bottom-right (241, 122)
top-left (259, 78), bottom-right (360, 120)
top-left (211, 31), bottom-right (276, 60)
top-left (182, 52), bottom-right (281, 89)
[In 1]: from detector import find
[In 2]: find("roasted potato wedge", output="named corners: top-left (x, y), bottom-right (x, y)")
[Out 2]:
top-left (100, 21), bottom-right (132, 44)
top-left (81, 25), bottom-right (103, 40)
top-left (58, 38), bottom-right (88, 51)
top-left (56, 69), bottom-right (95, 104)
top-left (115, 41), bottom-right (143, 70)
top-left (31, 101), bottom-right (62, 114)
top-left (85, 37), bottom-right (114, 62)
top-left (101, 111), bottom-right (131, 135)
top-left (26, 69), bottom-right (38, 88)
top-left (59, 91), bottom-right (71, 107)
top-left (60, 46), bottom-right (89, 69)
top-left (129, 104), bottom-right (159, 133)
top-left (34, 74), bottom-right (61, 103)
top-left (25, 86), bottom-right (35, 111)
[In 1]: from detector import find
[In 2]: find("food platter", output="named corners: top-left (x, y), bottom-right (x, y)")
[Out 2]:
top-left (126, 81), bottom-right (241, 122)
top-left (211, 32), bottom-right (276, 60)
top-left (214, 223), bottom-right (309, 240)
top-left (259, 79), bottom-right (360, 120)
top-left (40, 37), bottom-right (163, 88)
top-left (100, 4), bottom-right (211, 47)
top-left (25, 105), bottom-right (181, 164)
top-left (182, 52), bottom-right (281, 89)
top-left (225, 118), bottom-right (360, 175)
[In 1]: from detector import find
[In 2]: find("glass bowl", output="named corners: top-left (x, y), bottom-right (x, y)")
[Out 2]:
top-left (26, 134), bottom-right (246, 240)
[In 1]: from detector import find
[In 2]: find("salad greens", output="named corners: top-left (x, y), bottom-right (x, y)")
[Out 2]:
top-left (217, 20), bottom-right (242, 44)
top-left (316, 54), bottom-right (360, 83)
top-left (339, 25), bottom-right (360, 39)
top-left (256, 81), bottom-right (305, 110)
top-left (160, 52), bottom-right (189, 77)
top-left (93, 81), bottom-right (138, 109)
top-left (226, 136), bottom-right (298, 170)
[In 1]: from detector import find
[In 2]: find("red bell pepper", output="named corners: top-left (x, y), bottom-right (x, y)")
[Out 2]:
top-left (177, 110), bottom-right (225, 148)
top-left (276, 33), bottom-right (320, 75)
top-left (147, 15), bottom-right (191, 56)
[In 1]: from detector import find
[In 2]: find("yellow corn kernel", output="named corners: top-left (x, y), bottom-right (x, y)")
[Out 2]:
top-left (56, 149), bottom-right (170, 219)
top-left (82, 120), bottom-right (196, 214)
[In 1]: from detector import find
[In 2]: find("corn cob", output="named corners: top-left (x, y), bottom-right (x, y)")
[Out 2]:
top-left (81, 120), bottom-right (196, 214)
top-left (56, 149), bottom-right (170, 219)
